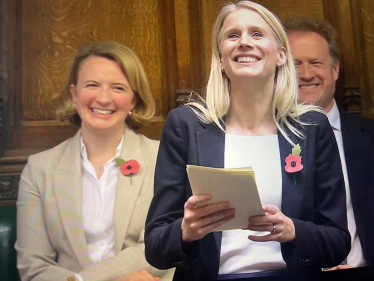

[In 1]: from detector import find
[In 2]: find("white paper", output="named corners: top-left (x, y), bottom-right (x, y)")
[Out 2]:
top-left (186, 165), bottom-right (264, 231)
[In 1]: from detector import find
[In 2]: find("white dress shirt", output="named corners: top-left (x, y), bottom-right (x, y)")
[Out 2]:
top-left (74, 136), bottom-right (123, 281)
top-left (327, 100), bottom-right (367, 267)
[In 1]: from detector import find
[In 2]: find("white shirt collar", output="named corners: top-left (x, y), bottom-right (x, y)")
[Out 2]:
top-left (80, 135), bottom-right (124, 161)
top-left (326, 99), bottom-right (341, 132)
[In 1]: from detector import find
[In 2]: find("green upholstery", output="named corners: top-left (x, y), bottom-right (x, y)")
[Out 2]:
top-left (0, 205), bottom-right (21, 281)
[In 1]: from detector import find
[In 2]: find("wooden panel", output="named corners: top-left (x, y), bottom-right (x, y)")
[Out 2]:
top-left (174, 0), bottom-right (204, 94)
top-left (201, 0), bottom-right (325, 80)
top-left (357, 0), bottom-right (374, 117)
top-left (174, 0), bottom-right (193, 90)
top-left (201, 0), bottom-right (222, 82)
top-left (21, 0), bottom-right (165, 120)
top-left (160, 0), bottom-right (178, 112)
top-left (0, 0), bottom-right (21, 127)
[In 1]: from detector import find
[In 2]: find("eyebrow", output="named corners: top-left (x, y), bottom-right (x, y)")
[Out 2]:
top-left (113, 83), bottom-right (130, 90)
top-left (83, 80), bottom-right (97, 84)
top-left (222, 24), bottom-right (267, 36)
top-left (83, 80), bottom-right (131, 89)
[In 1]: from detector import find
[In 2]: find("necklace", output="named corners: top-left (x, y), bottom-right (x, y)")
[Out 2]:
top-left (90, 160), bottom-right (106, 172)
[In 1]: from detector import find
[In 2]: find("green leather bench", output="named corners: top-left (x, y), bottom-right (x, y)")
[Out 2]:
top-left (0, 205), bottom-right (21, 281)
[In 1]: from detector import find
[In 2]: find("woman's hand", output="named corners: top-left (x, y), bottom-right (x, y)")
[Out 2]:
top-left (181, 194), bottom-right (235, 243)
top-left (121, 270), bottom-right (160, 281)
top-left (325, 264), bottom-right (354, 271)
top-left (246, 205), bottom-right (295, 243)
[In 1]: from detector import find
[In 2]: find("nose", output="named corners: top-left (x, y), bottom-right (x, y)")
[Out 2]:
top-left (297, 64), bottom-right (314, 81)
top-left (96, 86), bottom-right (111, 104)
top-left (239, 33), bottom-right (253, 48)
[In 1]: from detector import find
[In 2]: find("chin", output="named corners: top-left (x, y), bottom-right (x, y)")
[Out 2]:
top-left (299, 93), bottom-right (320, 104)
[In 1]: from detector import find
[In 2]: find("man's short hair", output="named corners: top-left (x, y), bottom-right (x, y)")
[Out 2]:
top-left (283, 16), bottom-right (339, 65)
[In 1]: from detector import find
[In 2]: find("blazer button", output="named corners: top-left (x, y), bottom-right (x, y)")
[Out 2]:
top-left (298, 258), bottom-right (311, 266)
top-left (172, 261), bottom-right (184, 267)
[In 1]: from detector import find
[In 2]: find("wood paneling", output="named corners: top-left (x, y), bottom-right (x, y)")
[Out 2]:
top-left (354, 0), bottom-right (374, 117)
top-left (21, 0), bottom-right (165, 120)
top-left (174, 0), bottom-right (204, 93)
top-left (174, 0), bottom-right (192, 90)
top-left (0, 0), bottom-right (21, 127)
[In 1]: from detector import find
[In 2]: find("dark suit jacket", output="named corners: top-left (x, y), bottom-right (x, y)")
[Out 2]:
top-left (145, 106), bottom-right (350, 280)
top-left (339, 109), bottom-right (374, 265)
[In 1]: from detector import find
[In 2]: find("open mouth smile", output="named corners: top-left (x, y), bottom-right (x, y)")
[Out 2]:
top-left (91, 108), bottom-right (115, 115)
top-left (299, 85), bottom-right (318, 89)
top-left (234, 55), bottom-right (260, 63)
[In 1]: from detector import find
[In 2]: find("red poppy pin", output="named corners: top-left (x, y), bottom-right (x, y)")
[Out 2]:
top-left (115, 158), bottom-right (140, 185)
top-left (285, 144), bottom-right (303, 185)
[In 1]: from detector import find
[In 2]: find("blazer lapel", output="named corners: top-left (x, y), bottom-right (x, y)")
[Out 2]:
top-left (53, 131), bottom-right (91, 269)
top-left (113, 129), bottom-right (145, 253)
top-left (196, 123), bottom-right (225, 168)
top-left (278, 130), bottom-right (307, 218)
top-left (196, 124), bottom-right (225, 258)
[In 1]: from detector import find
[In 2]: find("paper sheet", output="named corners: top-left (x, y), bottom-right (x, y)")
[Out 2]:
top-left (186, 165), bottom-right (264, 231)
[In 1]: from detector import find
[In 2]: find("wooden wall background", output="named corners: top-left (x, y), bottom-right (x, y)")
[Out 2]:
top-left (1, 0), bottom-right (374, 199)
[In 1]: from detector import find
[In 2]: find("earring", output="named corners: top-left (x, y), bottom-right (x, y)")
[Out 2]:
top-left (128, 110), bottom-right (132, 116)
top-left (221, 67), bottom-right (225, 73)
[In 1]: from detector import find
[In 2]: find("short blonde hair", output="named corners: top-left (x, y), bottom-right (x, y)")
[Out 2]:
top-left (57, 41), bottom-right (155, 128)
top-left (188, 0), bottom-right (321, 144)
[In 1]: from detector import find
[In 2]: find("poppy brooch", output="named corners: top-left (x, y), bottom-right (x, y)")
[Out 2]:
top-left (285, 144), bottom-right (303, 185)
top-left (115, 158), bottom-right (140, 185)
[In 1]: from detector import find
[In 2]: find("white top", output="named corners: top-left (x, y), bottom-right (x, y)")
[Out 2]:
top-left (327, 100), bottom-right (367, 267)
top-left (219, 134), bottom-right (286, 275)
top-left (74, 136), bottom-right (123, 281)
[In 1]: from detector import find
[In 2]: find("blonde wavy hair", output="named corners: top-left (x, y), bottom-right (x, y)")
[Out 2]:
top-left (188, 0), bottom-right (321, 144)
top-left (56, 41), bottom-right (155, 128)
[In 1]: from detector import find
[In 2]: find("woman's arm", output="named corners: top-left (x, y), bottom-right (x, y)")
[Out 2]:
top-left (145, 109), bottom-right (194, 269)
top-left (16, 159), bottom-right (76, 281)
top-left (78, 228), bottom-right (173, 281)
top-left (281, 113), bottom-right (351, 268)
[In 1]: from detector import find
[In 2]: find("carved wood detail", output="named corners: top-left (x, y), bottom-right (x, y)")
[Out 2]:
top-left (0, 174), bottom-right (20, 200)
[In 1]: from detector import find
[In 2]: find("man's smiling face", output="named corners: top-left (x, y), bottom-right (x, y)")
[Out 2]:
top-left (288, 31), bottom-right (339, 112)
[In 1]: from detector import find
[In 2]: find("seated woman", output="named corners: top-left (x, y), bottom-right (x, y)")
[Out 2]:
top-left (144, 1), bottom-right (350, 280)
top-left (16, 42), bottom-right (173, 281)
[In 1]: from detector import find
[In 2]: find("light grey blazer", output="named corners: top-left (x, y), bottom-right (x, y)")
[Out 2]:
top-left (15, 129), bottom-right (174, 281)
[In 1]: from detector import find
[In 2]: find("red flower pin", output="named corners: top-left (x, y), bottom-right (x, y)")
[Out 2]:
top-left (285, 144), bottom-right (303, 185)
top-left (115, 158), bottom-right (140, 184)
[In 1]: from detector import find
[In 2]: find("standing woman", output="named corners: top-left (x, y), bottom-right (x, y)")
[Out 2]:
top-left (16, 42), bottom-right (173, 281)
top-left (145, 1), bottom-right (350, 280)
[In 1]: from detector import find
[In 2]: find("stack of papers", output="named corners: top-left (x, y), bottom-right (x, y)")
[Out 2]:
top-left (186, 165), bottom-right (264, 231)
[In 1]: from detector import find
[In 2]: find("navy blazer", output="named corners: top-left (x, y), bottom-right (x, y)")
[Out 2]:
top-left (145, 106), bottom-right (350, 280)
top-left (339, 109), bottom-right (374, 265)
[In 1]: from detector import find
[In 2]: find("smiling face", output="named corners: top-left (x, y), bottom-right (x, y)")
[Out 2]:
top-left (288, 31), bottom-right (339, 112)
top-left (219, 8), bottom-right (286, 83)
top-left (70, 55), bottom-right (136, 134)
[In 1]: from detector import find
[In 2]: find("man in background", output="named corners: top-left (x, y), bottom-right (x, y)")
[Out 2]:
top-left (284, 16), bottom-right (374, 269)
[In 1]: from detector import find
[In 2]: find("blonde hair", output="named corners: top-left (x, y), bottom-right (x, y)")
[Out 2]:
top-left (188, 0), bottom-right (321, 144)
top-left (56, 41), bottom-right (155, 128)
